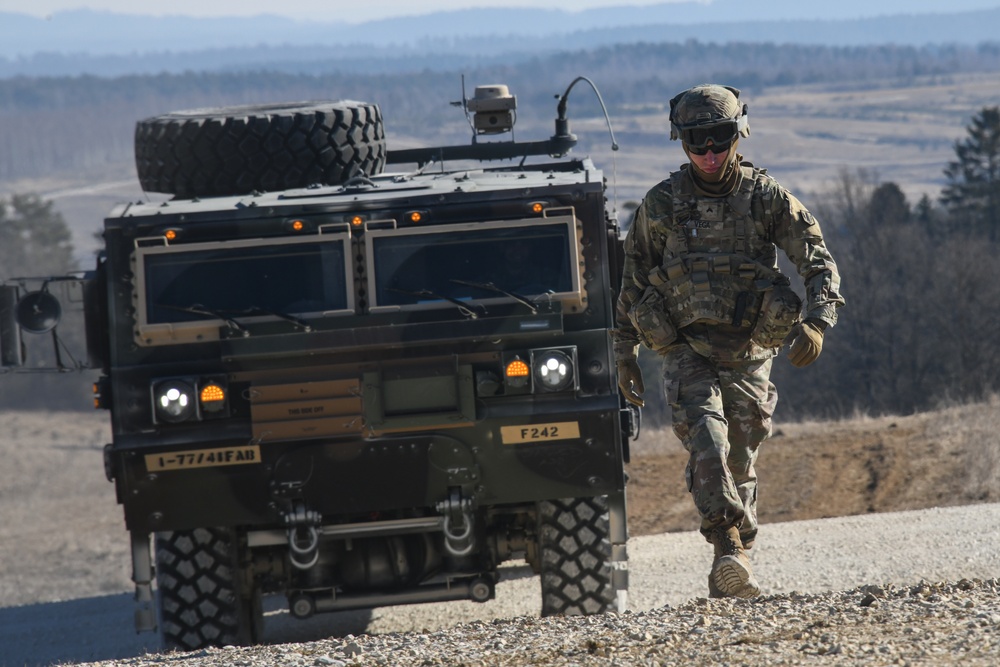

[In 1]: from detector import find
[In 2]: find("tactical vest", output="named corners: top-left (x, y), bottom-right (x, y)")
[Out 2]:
top-left (631, 164), bottom-right (801, 350)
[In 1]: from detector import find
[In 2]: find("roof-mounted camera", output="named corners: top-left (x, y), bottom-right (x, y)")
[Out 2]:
top-left (466, 85), bottom-right (517, 135)
top-left (387, 76), bottom-right (617, 167)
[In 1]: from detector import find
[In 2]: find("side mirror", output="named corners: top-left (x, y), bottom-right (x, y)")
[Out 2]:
top-left (1, 277), bottom-right (95, 371)
top-left (16, 290), bottom-right (63, 334)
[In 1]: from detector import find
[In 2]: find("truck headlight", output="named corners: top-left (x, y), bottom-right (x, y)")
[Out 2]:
top-left (532, 349), bottom-right (575, 392)
top-left (153, 380), bottom-right (196, 423)
top-left (152, 376), bottom-right (229, 423)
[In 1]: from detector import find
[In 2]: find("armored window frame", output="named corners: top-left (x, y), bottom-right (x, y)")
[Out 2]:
top-left (365, 212), bottom-right (584, 315)
top-left (132, 233), bottom-right (354, 346)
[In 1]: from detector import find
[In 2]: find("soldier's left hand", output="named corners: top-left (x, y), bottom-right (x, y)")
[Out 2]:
top-left (786, 320), bottom-right (825, 368)
top-left (616, 358), bottom-right (645, 408)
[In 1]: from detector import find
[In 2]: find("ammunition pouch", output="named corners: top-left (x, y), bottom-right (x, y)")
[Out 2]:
top-left (647, 254), bottom-right (764, 331)
top-left (627, 286), bottom-right (679, 352)
top-left (750, 281), bottom-right (802, 349)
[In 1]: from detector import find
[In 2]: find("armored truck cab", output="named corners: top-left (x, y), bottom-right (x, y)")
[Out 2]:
top-left (1, 83), bottom-right (632, 650)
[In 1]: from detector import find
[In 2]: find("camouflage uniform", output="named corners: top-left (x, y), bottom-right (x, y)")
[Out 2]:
top-left (612, 161), bottom-right (844, 545)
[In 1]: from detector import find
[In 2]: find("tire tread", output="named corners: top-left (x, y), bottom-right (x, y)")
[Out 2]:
top-left (135, 101), bottom-right (386, 197)
top-left (538, 496), bottom-right (615, 617)
top-left (155, 527), bottom-right (260, 651)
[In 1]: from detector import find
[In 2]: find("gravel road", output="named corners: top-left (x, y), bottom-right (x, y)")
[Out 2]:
top-left (3, 503), bottom-right (999, 667)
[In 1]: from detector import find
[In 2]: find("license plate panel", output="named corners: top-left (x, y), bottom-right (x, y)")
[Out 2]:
top-left (500, 421), bottom-right (580, 444)
top-left (145, 444), bottom-right (262, 472)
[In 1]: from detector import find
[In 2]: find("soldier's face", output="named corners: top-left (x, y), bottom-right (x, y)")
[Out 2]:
top-left (688, 143), bottom-right (730, 175)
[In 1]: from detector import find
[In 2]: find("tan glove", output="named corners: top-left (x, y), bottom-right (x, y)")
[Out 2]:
top-left (786, 320), bottom-right (825, 368)
top-left (616, 358), bottom-right (645, 407)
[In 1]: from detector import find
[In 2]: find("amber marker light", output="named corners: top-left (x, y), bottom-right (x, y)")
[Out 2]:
top-left (530, 202), bottom-right (544, 214)
top-left (505, 357), bottom-right (531, 390)
top-left (290, 219), bottom-right (305, 232)
top-left (199, 381), bottom-right (228, 416)
top-left (408, 211), bottom-right (423, 223)
top-left (350, 215), bottom-right (364, 227)
top-left (164, 229), bottom-right (178, 241)
top-left (505, 359), bottom-right (530, 378)
top-left (200, 383), bottom-right (226, 404)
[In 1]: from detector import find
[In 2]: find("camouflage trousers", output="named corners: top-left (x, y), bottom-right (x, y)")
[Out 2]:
top-left (662, 343), bottom-right (777, 545)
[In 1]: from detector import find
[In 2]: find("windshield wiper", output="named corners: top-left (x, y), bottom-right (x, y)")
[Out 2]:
top-left (239, 306), bottom-right (312, 332)
top-left (387, 287), bottom-right (484, 320)
top-left (157, 303), bottom-right (250, 336)
top-left (451, 279), bottom-right (538, 314)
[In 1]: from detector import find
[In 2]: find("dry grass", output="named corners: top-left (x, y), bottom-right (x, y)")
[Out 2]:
top-left (927, 394), bottom-right (1000, 501)
top-left (774, 394), bottom-right (1000, 501)
top-left (625, 396), bottom-right (1000, 536)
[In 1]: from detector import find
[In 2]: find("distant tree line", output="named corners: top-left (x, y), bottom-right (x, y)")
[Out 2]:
top-left (1, 40), bottom-right (1000, 182)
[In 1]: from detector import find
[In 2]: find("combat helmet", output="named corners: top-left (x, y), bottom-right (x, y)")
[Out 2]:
top-left (669, 84), bottom-right (749, 153)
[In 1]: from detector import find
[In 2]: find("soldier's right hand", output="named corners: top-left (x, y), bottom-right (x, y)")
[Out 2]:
top-left (616, 358), bottom-right (645, 408)
top-left (786, 319), bottom-right (825, 368)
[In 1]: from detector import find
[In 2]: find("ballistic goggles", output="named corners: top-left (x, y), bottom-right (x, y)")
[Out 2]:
top-left (675, 115), bottom-right (748, 155)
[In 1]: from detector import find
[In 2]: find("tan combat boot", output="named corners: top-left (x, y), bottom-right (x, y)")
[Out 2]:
top-left (709, 526), bottom-right (761, 598)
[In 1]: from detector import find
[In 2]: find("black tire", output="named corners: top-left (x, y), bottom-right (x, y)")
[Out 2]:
top-left (538, 496), bottom-right (616, 616)
top-left (155, 527), bottom-right (263, 651)
top-left (135, 100), bottom-right (386, 198)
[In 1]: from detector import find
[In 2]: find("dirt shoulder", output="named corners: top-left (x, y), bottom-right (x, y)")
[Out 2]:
top-left (625, 400), bottom-right (999, 537)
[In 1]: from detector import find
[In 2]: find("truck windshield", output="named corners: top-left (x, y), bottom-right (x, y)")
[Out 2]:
top-left (368, 217), bottom-right (578, 310)
top-left (140, 237), bottom-right (351, 326)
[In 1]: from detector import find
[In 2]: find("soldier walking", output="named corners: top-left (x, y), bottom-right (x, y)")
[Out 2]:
top-left (612, 84), bottom-right (845, 597)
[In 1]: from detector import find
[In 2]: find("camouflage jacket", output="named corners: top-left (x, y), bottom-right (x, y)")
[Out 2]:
top-left (612, 162), bottom-right (844, 363)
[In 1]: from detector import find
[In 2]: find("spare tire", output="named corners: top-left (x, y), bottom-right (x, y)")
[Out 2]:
top-left (135, 100), bottom-right (386, 198)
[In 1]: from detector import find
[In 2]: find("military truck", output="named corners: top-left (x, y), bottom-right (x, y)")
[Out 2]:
top-left (0, 79), bottom-right (634, 650)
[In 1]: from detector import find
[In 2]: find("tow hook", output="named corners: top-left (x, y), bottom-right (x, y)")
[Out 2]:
top-left (436, 489), bottom-right (475, 557)
top-left (283, 502), bottom-right (321, 570)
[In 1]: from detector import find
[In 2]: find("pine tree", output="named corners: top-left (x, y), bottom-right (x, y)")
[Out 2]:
top-left (941, 106), bottom-right (1000, 240)
top-left (868, 182), bottom-right (910, 227)
top-left (0, 193), bottom-right (75, 279)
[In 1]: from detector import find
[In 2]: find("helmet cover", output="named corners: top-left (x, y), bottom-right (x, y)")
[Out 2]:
top-left (669, 84), bottom-right (749, 144)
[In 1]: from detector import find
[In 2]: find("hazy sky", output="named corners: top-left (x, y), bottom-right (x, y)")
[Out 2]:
top-left (0, 0), bottom-right (987, 22)
top-left (0, 0), bottom-right (687, 22)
